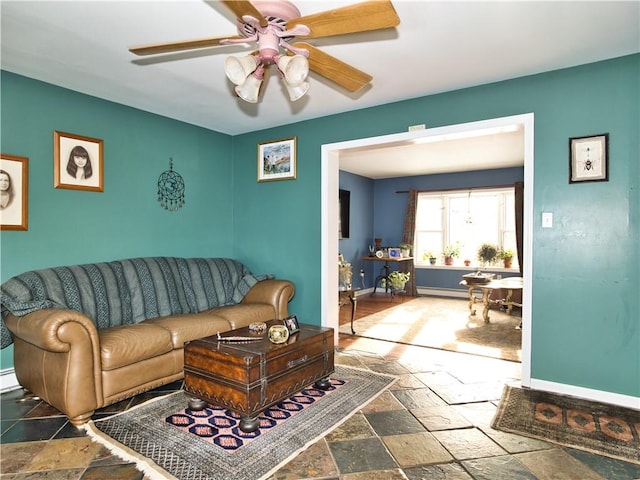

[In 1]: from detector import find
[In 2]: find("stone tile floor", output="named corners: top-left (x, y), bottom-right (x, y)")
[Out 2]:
top-left (1, 334), bottom-right (639, 479)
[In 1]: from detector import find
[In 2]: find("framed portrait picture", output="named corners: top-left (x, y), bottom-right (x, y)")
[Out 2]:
top-left (569, 133), bottom-right (608, 183)
top-left (283, 314), bottom-right (300, 334)
top-left (257, 137), bottom-right (296, 182)
top-left (54, 131), bottom-right (104, 191)
top-left (388, 248), bottom-right (401, 259)
top-left (0, 154), bottom-right (28, 231)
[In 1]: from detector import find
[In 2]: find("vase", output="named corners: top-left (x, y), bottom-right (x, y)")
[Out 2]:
top-left (339, 265), bottom-right (352, 291)
top-left (444, 256), bottom-right (454, 265)
top-left (268, 325), bottom-right (290, 344)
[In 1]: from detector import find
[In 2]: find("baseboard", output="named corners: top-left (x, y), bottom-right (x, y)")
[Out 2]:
top-left (417, 287), bottom-right (468, 299)
top-left (1, 368), bottom-right (20, 393)
top-left (353, 287), bottom-right (374, 297)
top-left (353, 287), bottom-right (464, 299)
top-left (529, 378), bottom-right (640, 410)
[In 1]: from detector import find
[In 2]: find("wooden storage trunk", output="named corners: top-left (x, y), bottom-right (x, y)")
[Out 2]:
top-left (184, 322), bottom-right (334, 423)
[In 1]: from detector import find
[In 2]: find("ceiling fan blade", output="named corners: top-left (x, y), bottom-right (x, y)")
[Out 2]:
top-left (129, 35), bottom-right (243, 56)
top-left (288, 0), bottom-right (399, 39)
top-left (293, 42), bottom-right (372, 92)
top-left (221, 0), bottom-right (268, 27)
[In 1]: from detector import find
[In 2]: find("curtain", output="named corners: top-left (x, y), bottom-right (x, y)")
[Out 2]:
top-left (514, 181), bottom-right (524, 275)
top-left (401, 189), bottom-right (418, 296)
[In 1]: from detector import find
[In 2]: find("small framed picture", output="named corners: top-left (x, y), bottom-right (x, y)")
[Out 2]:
top-left (388, 248), bottom-right (401, 259)
top-left (0, 153), bottom-right (28, 231)
top-left (283, 315), bottom-right (300, 334)
top-left (569, 133), bottom-right (608, 183)
top-left (54, 130), bottom-right (104, 192)
top-left (258, 137), bottom-right (296, 182)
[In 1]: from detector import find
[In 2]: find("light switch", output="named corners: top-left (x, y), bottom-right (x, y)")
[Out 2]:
top-left (542, 212), bottom-right (553, 228)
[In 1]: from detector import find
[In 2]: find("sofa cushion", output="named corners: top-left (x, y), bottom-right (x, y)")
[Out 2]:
top-left (143, 314), bottom-right (232, 348)
top-left (99, 323), bottom-right (173, 371)
top-left (208, 304), bottom-right (276, 330)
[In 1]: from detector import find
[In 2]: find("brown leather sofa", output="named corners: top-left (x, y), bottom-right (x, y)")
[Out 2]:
top-left (1, 257), bottom-right (295, 426)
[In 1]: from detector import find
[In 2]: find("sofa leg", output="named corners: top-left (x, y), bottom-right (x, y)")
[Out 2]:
top-left (69, 411), bottom-right (94, 427)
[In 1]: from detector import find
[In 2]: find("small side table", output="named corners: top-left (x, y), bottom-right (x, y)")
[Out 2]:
top-left (339, 288), bottom-right (359, 334)
top-left (361, 256), bottom-right (413, 295)
top-left (459, 278), bottom-right (523, 323)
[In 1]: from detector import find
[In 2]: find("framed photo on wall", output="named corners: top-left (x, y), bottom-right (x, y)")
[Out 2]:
top-left (0, 153), bottom-right (28, 231)
top-left (54, 130), bottom-right (104, 191)
top-left (257, 137), bottom-right (296, 182)
top-left (569, 133), bottom-right (609, 183)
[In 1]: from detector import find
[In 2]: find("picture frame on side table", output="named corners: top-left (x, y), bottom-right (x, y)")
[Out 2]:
top-left (388, 248), bottom-right (402, 259)
top-left (0, 153), bottom-right (28, 231)
top-left (258, 137), bottom-right (296, 182)
top-left (54, 130), bottom-right (104, 191)
top-left (569, 133), bottom-right (609, 183)
top-left (284, 315), bottom-right (300, 334)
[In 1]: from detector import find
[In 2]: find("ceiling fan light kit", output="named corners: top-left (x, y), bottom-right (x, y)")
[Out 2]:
top-left (129, 0), bottom-right (400, 104)
top-left (235, 65), bottom-right (265, 103)
top-left (224, 55), bottom-right (258, 85)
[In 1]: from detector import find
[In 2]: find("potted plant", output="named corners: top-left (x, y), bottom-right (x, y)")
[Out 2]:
top-left (500, 248), bottom-right (515, 268)
top-left (422, 250), bottom-right (437, 265)
top-left (477, 243), bottom-right (499, 267)
top-left (442, 242), bottom-right (462, 265)
top-left (387, 271), bottom-right (410, 291)
top-left (398, 243), bottom-right (412, 258)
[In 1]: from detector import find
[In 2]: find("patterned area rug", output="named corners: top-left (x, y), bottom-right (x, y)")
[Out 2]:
top-left (164, 378), bottom-right (346, 452)
top-left (341, 296), bottom-right (522, 361)
top-left (492, 385), bottom-right (640, 465)
top-left (83, 365), bottom-right (396, 480)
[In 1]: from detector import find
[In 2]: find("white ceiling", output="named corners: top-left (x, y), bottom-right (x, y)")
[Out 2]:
top-left (1, 1), bottom-right (638, 177)
top-left (339, 125), bottom-right (525, 179)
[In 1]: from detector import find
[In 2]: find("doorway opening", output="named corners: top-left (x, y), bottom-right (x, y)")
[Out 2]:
top-left (320, 113), bottom-right (534, 386)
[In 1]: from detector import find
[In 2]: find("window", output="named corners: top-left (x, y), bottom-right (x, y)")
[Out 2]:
top-left (414, 187), bottom-right (517, 268)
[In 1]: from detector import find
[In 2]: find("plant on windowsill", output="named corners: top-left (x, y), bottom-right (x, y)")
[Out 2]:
top-left (477, 243), bottom-right (499, 267)
top-left (499, 248), bottom-right (515, 269)
top-left (442, 242), bottom-right (462, 265)
top-left (422, 250), bottom-right (437, 265)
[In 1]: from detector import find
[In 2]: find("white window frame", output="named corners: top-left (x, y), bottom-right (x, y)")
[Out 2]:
top-left (414, 187), bottom-right (517, 269)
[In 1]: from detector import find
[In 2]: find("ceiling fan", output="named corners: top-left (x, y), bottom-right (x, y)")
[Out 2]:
top-left (129, 0), bottom-right (400, 103)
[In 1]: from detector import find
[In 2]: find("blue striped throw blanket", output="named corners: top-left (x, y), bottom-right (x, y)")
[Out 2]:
top-left (0, 257), bottom-right (272, 349)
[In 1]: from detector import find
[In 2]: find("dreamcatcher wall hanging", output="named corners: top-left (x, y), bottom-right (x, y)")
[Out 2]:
top-left (157, 157), bottom-right (185, 211)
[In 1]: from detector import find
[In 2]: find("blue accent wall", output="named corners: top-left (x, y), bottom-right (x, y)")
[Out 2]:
top-left (374, 167), bottom-right (524, 289)
top-left (338, 167), bottom-right (524, 289)
top-left (1, 54), bottom-right (638, 399)
top-left (338, 171), bottom-right (374, 288)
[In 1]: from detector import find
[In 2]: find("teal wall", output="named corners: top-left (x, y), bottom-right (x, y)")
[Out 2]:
top-left (0, 71), bottom-right (235, 367)
top-left (233, 54), bottom-right (639, 398)
top-left (1, 55), bottom-right (638, 399)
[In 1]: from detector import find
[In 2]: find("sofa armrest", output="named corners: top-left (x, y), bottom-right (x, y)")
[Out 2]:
top-left (5, 309), bottom-right (100, 353)
top-left (5, 309), bottom-right (104, 424)
top-left (241, 279), bottom-right (295, 319)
